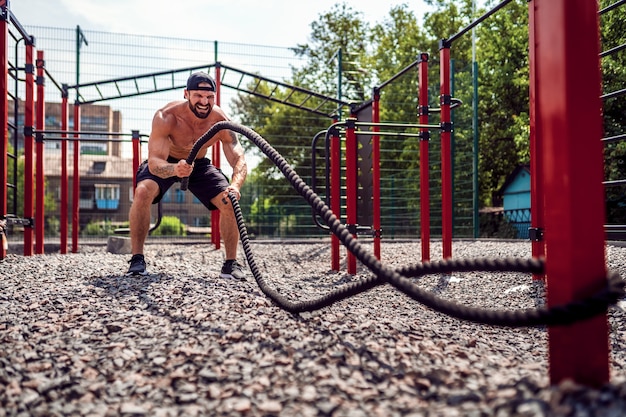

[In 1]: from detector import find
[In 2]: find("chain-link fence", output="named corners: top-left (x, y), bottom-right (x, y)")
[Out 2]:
top-left (5, 19), bottom-right (483, 247)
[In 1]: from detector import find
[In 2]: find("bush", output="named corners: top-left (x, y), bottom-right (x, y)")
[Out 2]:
top-left (151, 216), bottom-right (186, 236)
top-left (82, 220), bottom-right (118, 236)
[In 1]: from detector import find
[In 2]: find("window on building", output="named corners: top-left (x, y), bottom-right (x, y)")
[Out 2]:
top-left (95, 184), bottom-right (120, 210)
top-left (175, 189), bottom-right (185, 204)
top-left (89, 161), bottom-right (106, 174)
top-left (81, 141), bottom-right (107, 155)
top-left (79, 186), bottom-right (95, 210)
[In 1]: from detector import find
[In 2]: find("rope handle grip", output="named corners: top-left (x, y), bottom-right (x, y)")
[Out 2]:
top-left (179, 122), bottom-right (235, 191)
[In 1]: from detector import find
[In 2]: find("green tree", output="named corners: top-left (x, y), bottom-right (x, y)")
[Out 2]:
top-left (232, 3), bottom-right (373, 235)
top-left (292, 3), bottom-right (372, 103)
top-left (475, 0), bottom-right (529, 206)
top-left (422, 0), bottom-right (479, 235)
top-left (233, 86), bottom-right (334, 235)
top-left (231, 0), bottom-right (540, 237)
top-left (599, 0), bottom-right (626, 224)
top-left (369, 5), bottom-right (425, 207)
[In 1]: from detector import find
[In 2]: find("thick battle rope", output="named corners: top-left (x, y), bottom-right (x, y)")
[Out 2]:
top-left (185, 121), bottom-right (625, 327)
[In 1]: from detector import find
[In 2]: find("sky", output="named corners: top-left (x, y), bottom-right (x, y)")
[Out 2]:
top-left (11, 0), bottom-right (437, 47)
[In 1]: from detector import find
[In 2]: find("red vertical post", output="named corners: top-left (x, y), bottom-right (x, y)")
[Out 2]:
top-left (345, 116), bottom-right (358, 274)
top-left (330, 123), bottom-right (341, 271)
top-left (418, 53), bottom-right (431, 262)
top-left (439, 42), bottom-right (453, 259)
top-left (35, 50), bottom-right (45, 254)
top-left (528, 0), bottom-right (545, 280)
top-left (131, 130), bottom-right (140, 190)
top-left (212, 64), bottom-right (222, 249)
top-left (60, 89), bottom-right (68, 254)
top-left (534, 0), bottom-right (609, 386)
top-left (0, 3), bottom-right (7, 260)
top-left (72, 102), bottom-right (80, 253)
top-left (23, 42), bottom-right (34, 256)
top-left (371, 89), bottom-right (381, 260)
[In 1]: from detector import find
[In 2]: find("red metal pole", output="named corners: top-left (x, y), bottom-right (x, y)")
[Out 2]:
top-left (60, 90), bottom-right (68, 254)
top-left (371, 89), bottom-right (381, 260)
top-left (23, 42), bottom-right (34, 256)
top-left (534, 0), bottom-right (609, 386)
top-left (439, 43), bottom-right (452, 259)
top-left (35, 50), bottom-right (45, 254)
top-left (212, 64), bottom-right (221, 249)
top-left (345, 116), bottom-right (358, 274)
top-left (72, 102), bottom-right (80, 253)
top-left (528, 0), bottom-right (545, 280)
top-left (131, 130), bottom-right (141, 192)
top-left (418, 53), bottom-right (431, 262)
top-left (131, 130), bottom-right (140, 190)
top-left (0, 4), bottom-right (7, 260)
top-left (330, 124), bottom-right (341, 271)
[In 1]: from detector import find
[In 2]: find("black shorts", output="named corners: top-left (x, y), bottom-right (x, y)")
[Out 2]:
top-left (135, 157), bottom-right (230, 210)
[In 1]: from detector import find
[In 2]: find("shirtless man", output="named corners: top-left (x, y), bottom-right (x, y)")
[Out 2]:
top-left (126, 72), bottom-right (247, 279)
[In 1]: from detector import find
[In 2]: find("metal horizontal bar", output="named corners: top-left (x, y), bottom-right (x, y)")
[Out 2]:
top-left (66, 64), bottom-right (215, 90)
top-left (355, 121), bottom-right (437, 129)
top-left (356, 130), bottom-right (427, 138)
top-left (602, 133), bottom-right (626, 143)
top-left (599, 0), bottom-right (626, 15)
top-left (600, 42), bottom-right (626, 58)
top-left (41, 137), bottom-right (137, 143)
top-left (603, 179), bottom-right (626, 187)
top-left (8, 11), bottom-right (34, 45)
top-left (447, 0), bottom-right (515, 44)
top-left (601, 88), bottom-right (626, 100)
top-left (35, 129), bottom-right (147, 137)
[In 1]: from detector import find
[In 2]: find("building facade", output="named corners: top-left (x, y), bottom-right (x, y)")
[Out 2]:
top-left (12, 100), bottom-right (210, 234)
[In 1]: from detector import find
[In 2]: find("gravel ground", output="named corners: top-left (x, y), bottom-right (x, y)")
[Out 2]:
top-left (1, 238), bottom-right (625, 416)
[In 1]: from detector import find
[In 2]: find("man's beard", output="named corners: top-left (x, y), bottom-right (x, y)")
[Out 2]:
top-left (189, 102), bottom-right (212, 119)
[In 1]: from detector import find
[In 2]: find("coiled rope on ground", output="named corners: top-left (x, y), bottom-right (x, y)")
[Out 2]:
top-left (184, 121), bottom-right (625, 327)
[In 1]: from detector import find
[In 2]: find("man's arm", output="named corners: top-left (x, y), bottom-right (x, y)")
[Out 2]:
top-left (221, 130), bottom-right (248, 192)
top-left (147, 110), bottom-right (193, 179)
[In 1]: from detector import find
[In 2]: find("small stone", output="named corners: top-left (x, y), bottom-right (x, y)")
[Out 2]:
top-left (258, 400), bottom-right (282, 413)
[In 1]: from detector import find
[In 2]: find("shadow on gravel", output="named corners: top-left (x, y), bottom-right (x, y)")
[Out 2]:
top-left (87, 273), bottom-right (262, 335)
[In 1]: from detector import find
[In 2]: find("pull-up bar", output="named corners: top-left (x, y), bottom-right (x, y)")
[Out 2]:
top-left (599, 0), bottom-right (626, 15)
top-left (376, 60), bottom-right (419, 91)
top-left (34, 129), bottom-right (145, 137)
top-left (446, 0), bottom-right (516, 45)
top-left (5, 7), bottom-right (33, 45)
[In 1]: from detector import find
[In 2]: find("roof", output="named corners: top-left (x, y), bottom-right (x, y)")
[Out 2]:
top-left (43, 154), bottom-right (135, 180)
top-left (498, 164), bottom-right (530, 195)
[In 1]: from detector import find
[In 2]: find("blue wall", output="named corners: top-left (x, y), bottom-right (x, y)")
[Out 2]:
top-left (503, 169), bottom-right (531, 210)
top-left (502, 167), bottom-right (531, 239)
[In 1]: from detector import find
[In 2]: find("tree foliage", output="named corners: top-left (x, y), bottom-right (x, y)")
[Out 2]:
top-left (475, 0), bottom-right (529, 205)
top-left (230, 0), bottom-right (625, 235)
top-left (599, 0), bottom-right (626, 224)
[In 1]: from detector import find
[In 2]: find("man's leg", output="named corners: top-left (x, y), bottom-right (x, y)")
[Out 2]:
top-left (212, 191), bottom-right (245, 280)
top-left (212, 191), bottom-right (239, 259)
top-left (129, 179), bottom-right (159, 255)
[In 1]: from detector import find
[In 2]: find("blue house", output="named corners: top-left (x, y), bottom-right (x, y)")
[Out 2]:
top-left (499, 165), bottom-right (531, 239)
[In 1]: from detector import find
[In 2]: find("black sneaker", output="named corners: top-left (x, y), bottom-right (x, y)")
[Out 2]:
top-left (220, 259), bottom-right (246, 281)
top-left (126, 254), bottom-right (148, 276)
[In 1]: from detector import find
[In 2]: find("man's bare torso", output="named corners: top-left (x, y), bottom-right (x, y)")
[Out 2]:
top-left (159, 101), bottom-right (227, 160)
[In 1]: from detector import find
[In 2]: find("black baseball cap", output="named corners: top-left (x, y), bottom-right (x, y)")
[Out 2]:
top-left (186, 72), bottom-right (216, 92)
